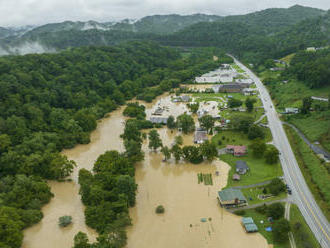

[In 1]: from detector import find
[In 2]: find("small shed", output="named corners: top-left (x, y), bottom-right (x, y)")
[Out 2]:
top-left (232, 174), bottom-right (241, 181)
top-left (244, 223), bottom-right (258, 233)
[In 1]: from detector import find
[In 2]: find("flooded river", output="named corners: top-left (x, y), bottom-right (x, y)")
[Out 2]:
top-left (22, 93), bottom-right (268, 248)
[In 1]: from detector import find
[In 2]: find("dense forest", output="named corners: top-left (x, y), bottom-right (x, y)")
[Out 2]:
top-left (285, 49), bottom-right (330, 88)
top-left (0, 42), bottom-right (229, 248)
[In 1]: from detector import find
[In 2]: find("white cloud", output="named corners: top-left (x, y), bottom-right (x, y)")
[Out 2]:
top-left (0, 0), bottom-right (329, 27)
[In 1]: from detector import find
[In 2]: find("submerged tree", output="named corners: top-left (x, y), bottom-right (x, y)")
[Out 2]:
top-left (161, 146), bottom-right (171, 161)
top-left (148, 129), bottom-right (163, 151)
top-left (177, 113), bottom-right (195, 134)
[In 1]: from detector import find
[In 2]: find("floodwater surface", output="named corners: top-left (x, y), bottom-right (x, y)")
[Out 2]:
top-left (23, 93), bottom-right (268, 248)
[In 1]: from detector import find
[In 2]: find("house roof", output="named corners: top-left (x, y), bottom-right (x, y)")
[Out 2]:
top-left (226, 145), bottom-right (247, 154)
top-left (149, 117), bottom-right (168, 124)
top-left (218, 188), bottom-right (247, 202)
top-left (244, 223), bottom-right (258, 232)
top-left (220, 84), bottom-right (243, 90)
top-left (236, 160), bottom-right (249, 170)
top-left (194, 130), bottom-right (208, 142)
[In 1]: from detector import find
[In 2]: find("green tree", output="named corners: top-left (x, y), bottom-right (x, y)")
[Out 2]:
top-left (148, 129), bottom-right (163, 151)
top-left (265, 145), bottom-right (279, 164)
top-left (171, 144), bottom-right (182, 162)
top-left (116, 175), bottom-right (137, 207)
top-left (161, 146), bottom-right (171, 161)
top-left (73, 232), bottom-right (91, 248)
top-left (228, 98), bottom-right (243, 108)
top-left (301, 97), bottom-right (312, 114)
top-left (0, 134), bottom-right (11, 153)
top-left (245, 98), bottom-right (256, 112)
top-left (177, 113), bottom-right (195, 134)
top-left (267, 203), bottom-right (285, 220)
top-left (273, 219), bottom-right (290, 243)
top-left (166, 115), bottom-right (176, 129)
top-left (268, 178), bottom-right (286, 195)
top-left (187, 102), bottom-right (199, 114)
top-left (200, 141), bottom-right (217, 161)
top-left (248, 125), bottom-right (265, 140)
top-left (58, 215), bottom-right (72, 227)
top-left (249, 138), bottom-right (267, 157)
top-left (199, 115), bottom-right (215, 134)
top-left (174, 135), bottom-right (183, 146)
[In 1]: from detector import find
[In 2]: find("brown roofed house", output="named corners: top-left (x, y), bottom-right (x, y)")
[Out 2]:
top-left (226, 145), bottom-right (247, 156)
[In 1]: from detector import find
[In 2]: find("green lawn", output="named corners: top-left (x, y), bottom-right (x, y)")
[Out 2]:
top-left (231, 63), bottom-right (245, 73)
top-left (221, 153), bottom-right (283, 187)
top-left (284, 125), bottom-right (330, 221)
top-left (213, 130), bottom-right (281, 187)
top-left (234, 206), bottom-right (290, 248)
top-left (290, 204), bottom-right (321, 248)
top-left (241, 187), bottom-right (287, 205)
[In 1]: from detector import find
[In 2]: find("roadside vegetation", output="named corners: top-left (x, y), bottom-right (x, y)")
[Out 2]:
top-left (284, 125), bottom-right (330, 220)
top-left (290, 204), bottom-right (321, 248)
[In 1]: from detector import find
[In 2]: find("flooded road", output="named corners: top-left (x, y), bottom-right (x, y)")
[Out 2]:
top-left (23, 93), bottom-right (268, 248)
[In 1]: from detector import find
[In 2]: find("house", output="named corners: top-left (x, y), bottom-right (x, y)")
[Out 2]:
top-left (235, 160), bottom-right (249, 175)
top-left (236, 78), bottom-right (254, 86)
top-left (218, 84), bottom-right (245, 93)
top-left (181, 95), bottom-right (191, 102)
top-left (242, 217), bottom-right (258, 233)
top-left (242, 88), bottom-right (257, 96)
top-left (226, 145), bottom-right (247, 156)
top-left (149, 116), bottom-right (168, 124)
top-left (194, 130), bottom-right (208, 144)
top-left (270, 67), bottom-right (285, 71)
top-left (152, 107), bottom-right (164, 115)
top-left (285, 107), bottom-right (299, 114)
top-left (217, 188), bottom-right (247, 208)
top-left (232, 174), bottom-right (241, 181)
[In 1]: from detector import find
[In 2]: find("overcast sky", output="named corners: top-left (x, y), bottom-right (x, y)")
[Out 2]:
top-left (1, 0), bottom-right (330, 27)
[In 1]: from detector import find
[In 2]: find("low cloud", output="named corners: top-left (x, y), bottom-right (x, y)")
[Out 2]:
top-left (1, 0), bottom-right (330, 27)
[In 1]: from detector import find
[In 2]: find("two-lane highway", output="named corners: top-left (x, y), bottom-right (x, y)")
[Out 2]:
top-left (230, 56), bottom-right (330, 248)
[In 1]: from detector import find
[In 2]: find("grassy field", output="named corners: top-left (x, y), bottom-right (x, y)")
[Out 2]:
top-left (241, 187), bottom-right (287, 205)
top-left (234, 206), bottom-right (290, 248)
top-left (281, 53), bottom-right (295, 64)
top-left (290, 204), bottom-right (321, 248)
top-left (287, 111), bottom-right (330, 152)
top-left (284, 125), bottom-right (330, 221)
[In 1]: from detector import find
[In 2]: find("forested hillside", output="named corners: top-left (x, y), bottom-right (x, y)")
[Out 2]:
top-left (0, 42), bottom-right (227, 248)
top-left (0, 5), bottom-right (327, 56)
top-left (286, 49), bottom-right (330, 88)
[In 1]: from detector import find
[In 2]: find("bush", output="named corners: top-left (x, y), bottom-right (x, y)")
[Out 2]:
top-left (255, 204), bottom-right (268, 214)
top-left (273, 218), bottom-right (290, 243)
top-left (235, 210), bottom-right (246, 216)
top-left (267, 178), bottom-right (286, 195)
top-left (156, 205), bottom-right (165, 214)
top-left (266, 203), bottom-right (284, 220)
top-left (58, 215), bottom-right (72, 227)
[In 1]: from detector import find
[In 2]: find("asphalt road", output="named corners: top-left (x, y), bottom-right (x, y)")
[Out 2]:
top-left (230, 56), bottom-right (330, 248)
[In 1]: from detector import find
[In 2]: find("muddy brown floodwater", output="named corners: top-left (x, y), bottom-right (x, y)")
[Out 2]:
top-left (22, 92), bottom-right (268, 248)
